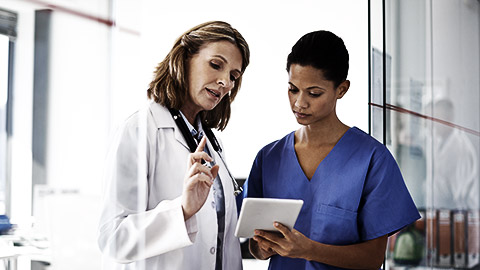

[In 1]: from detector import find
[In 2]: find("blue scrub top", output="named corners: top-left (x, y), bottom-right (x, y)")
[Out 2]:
top-left (237, 127), bottom-right (420, 270)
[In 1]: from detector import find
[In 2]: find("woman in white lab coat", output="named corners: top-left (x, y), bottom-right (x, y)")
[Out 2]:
top-left (98, 21), bottom-right (250, 270)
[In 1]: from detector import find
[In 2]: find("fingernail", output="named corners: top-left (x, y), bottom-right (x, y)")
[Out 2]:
top-left (274, 222), bottom-right (279, 227)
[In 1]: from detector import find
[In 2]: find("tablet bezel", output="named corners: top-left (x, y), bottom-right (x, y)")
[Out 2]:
top-left (234, 197), bottom-right (304, 238)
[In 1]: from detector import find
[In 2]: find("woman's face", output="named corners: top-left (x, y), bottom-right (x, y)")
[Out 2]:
top-left (288, 64), bottom-right (347, 126)
top-left (184, 40), bottom-right (243, 117)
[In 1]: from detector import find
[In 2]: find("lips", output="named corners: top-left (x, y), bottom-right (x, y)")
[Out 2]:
top-left (206, 88), bottom-right (220, 98)
top-left (294, 111), bottom-right (310, 118)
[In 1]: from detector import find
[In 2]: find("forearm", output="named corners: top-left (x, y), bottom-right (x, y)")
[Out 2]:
top-left (303, 236), bottom-right (387, 270)
top-left (99, 197), bottom-right (197, 263)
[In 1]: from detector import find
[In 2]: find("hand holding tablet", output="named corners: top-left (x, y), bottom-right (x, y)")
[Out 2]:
top-left (235, 198), bottom-right (304, 238)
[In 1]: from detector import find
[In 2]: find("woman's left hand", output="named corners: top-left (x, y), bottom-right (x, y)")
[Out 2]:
top-left (253, 222), bottom-right (312, 260)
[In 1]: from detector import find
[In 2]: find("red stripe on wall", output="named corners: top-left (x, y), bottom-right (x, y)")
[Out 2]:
top-left (369, 102), bottom-right (480, 137)
top-left (19, 0), bottom-right (140, 36)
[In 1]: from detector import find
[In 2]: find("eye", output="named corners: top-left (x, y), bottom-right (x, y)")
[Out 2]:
top-left (288, 88), bottom-right (299, 94)
top-left (309, 92), bottom-right (322, 97)
top-left (210, 62), bottom-right (220, 70)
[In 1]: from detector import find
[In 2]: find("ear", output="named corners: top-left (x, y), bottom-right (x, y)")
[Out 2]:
top-left (336, 80), bottom-right (350, 99)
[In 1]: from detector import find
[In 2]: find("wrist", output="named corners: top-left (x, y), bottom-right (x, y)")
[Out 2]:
top-left (258, 248), bottom-right (273, 260)
top-left (181, 205), bottom-right (192, 221)
top-left (302, 238), bottom-right (316, 261)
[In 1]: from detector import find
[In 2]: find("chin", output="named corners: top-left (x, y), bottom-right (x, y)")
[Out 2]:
top-left (202, 103), bottom-right (218, 112)
top-left (295, 119), bottom-right (310, 126)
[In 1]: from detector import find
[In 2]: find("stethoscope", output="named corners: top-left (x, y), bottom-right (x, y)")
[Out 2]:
top-left (168, 108), bottom-right (243, 196)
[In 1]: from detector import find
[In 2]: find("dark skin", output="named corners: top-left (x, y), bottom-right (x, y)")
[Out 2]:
top-left (248, 64), bottom-right (388, 269)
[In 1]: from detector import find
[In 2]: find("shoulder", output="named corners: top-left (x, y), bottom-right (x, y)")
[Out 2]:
top-left (347, 127), bottom-right (392, 161)
top-left (348, 127), bottom-right (384, 150)
top-left (256, 131), bottom-right (294, 158)
top-left (115, 110), bottom-right (141, 139)
top-left (115, 102), bottom-right (161, 143)
top-left (147, 101), bottom-right (176, 128)
top-left (120, 108), bottom-right (148, 132)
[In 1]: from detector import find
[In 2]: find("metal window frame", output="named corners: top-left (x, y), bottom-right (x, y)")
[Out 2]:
top-left (0, 7), bottom-right (17, 216)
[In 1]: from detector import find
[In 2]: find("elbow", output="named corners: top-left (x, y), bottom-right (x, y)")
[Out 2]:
top-left (370, 257), bottom-right (385, 270)
top-left (98, 240), bottom-right (138, 264)
top-left (365, 235), bottom-right (388, 270)
top-left (364, 251), bottom-right (385, 270)
top-left (98, 228), bottom-right (138, 264)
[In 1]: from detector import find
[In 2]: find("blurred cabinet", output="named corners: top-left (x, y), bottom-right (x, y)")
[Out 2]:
top-left (369, 0), bottom-right (480, 269)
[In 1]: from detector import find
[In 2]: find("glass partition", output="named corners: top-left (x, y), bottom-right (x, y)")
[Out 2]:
top-left (369, 0), bottom-right (480, 269)
top-left (370, 0), bottom-right (480, 269)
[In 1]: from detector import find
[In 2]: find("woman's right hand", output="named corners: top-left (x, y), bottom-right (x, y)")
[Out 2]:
top-left (181, 136), bottom-right (219, 221)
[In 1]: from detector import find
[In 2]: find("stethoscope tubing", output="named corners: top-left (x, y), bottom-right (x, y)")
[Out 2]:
top-left (168, 108), bottom-right (243, 196)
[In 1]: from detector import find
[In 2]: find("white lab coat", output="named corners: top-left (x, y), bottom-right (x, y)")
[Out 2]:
top-left (433, 128), bottom-right (479, 209)
top-left (98, 101), bottom-right (242, 270)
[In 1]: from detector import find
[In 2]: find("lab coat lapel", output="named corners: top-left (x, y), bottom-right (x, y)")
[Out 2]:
top-left (148, 101), bottom-right (190, 151)
top-left (173, 127), bottom-right (190, 151)
top-left (206, 137), bottom-right (235, 228)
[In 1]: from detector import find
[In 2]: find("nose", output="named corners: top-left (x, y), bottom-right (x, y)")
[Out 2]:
top-left (217, 72), bottom-right (233, 90)
top-left (294, 92), bottom-right (308, 109)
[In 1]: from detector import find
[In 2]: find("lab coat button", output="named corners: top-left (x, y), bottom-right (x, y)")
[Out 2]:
top-left (210, 247), bottom-right (215, 254)
top-left (211, 201), bottom-right (215, 208)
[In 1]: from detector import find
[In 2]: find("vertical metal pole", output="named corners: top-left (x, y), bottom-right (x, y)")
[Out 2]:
top-left (368, 0), bottom-right (372, 136)
top-left (382, 0), bottom-right (387, 267)
top-left (5, 40), bottom-right (14, 218)
top-left (32, 9), bottom-right (52, 210)
top-left (382, 0), bottom-right (387, 146)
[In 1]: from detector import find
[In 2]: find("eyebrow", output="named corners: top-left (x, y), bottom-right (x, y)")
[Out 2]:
top-left (213, 54), bottom-right (242, 75)
top-left (288, 82), bottom-right (325, 91)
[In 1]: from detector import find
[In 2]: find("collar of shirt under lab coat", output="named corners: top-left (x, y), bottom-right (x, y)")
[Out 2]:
top-left (179, 110), bottom-right (205, 141)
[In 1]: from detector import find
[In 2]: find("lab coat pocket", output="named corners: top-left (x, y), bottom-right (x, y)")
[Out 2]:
top-left (311, 204), bottom-right (359, 245)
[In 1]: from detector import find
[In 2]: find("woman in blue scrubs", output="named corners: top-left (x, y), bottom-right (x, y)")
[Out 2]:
top-left (237, 30), bottom-right (420, 269)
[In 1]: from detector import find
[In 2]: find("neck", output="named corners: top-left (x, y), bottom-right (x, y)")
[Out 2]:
top-left (296, 119), bottom-right (349, 146)
top-left (180, 105), bottom-right (200, 127)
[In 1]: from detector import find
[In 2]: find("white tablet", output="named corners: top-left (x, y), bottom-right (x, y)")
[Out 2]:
top-left (234, 198), bottom-right (304, 238)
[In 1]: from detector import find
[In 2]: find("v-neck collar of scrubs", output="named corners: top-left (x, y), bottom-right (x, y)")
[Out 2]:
top-left (289, 127), bottom-right (355, 182)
